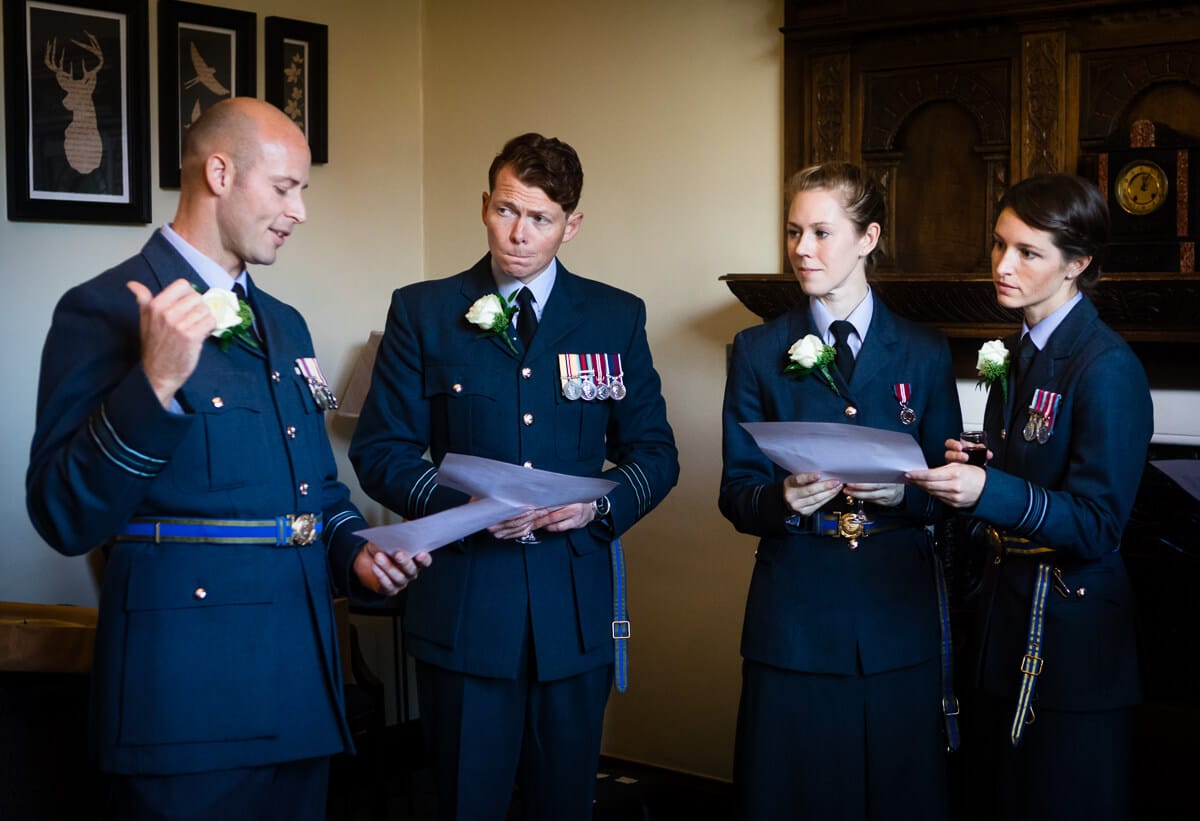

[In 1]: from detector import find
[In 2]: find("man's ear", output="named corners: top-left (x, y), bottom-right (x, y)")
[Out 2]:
top-left (481, 191), bottom-right (491, 224)
top-left (204, 153), bottom-right (233, 195)
top-left (562, 210), bottom-right (584, 244)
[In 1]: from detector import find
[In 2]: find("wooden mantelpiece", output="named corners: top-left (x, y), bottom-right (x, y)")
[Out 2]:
top-left (721, 273), bottom-right (1200, 343)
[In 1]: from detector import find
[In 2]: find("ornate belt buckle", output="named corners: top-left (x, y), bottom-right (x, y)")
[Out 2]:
top-left (288, 513), bottom-right (318, 545)
top-left (837, 511), bottom-right (865, 539)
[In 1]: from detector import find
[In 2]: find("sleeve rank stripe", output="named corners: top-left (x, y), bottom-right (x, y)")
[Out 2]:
top-left (326, 510), bottom-right (363, 542)
top-left (88, 406), bottom-right (166, 477)
top-left (409, 466), bottom-right (438, 518)
top-left (1013, 481), bottom-right (1050, 537)
top-left (750, 484), bottom-right (764, 517)
top-left (617, 463), bottom-right (650, 517)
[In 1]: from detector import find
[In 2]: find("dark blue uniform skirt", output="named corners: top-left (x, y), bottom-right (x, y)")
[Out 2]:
top-left (734, 657), bottom-right (948, 821)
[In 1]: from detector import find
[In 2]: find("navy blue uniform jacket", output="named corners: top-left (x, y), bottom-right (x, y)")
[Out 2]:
top-left (720, 299), bottom-right (962, 675)
top-left (26, 232), bottom-right (370, 775)
top-left (972, 296), bottom-right (1151, 710)
top-left (350, 256), bottom-right (678, 682)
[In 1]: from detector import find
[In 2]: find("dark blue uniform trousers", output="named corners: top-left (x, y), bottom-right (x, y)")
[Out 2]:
top-left (416, 618), bottom-right (611, 821)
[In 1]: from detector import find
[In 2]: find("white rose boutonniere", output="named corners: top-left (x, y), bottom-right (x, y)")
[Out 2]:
top-left (975, 338), bottom-right (1009, 401)
top-left (466, 292), bottom-right (519, 354)
top-left (197, 286), bottom-right (257, 351)
top-left (784, 334), bottom-right (840, 396)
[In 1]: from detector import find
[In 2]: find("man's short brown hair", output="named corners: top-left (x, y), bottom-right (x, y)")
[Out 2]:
top-left (488, 133), bottom-right (584, 214)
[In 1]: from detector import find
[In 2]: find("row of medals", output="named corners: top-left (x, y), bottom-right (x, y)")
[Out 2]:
top-left (562, 372), bottom-right (626, 402)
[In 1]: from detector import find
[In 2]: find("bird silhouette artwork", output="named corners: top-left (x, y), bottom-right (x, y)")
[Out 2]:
top-left (184, 41), bottom-right (230, 96)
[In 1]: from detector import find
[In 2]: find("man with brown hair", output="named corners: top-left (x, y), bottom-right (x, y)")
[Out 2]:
top-left (351, 133), bottom-right (678, 820)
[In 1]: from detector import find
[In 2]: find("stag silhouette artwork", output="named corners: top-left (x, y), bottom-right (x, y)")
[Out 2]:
top-left (44, 32), bottom-right (105, 175)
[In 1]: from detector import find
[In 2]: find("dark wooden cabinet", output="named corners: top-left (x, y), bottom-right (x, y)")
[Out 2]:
top-left (725, 0), bottom-right (1200, 380)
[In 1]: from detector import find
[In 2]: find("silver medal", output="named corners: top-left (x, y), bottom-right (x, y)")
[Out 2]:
top-left (597, 380), bottom-right (612, 400)
top-left (580, 373), bottom-right (597, 401)
top-left (610, 379), bottom-right (627, 401)
top-left (1022, 413), bottom-right (1039, 442)
top-left (1036, 418), bottom-right (1051, 444)
top-left (899, 404), bottom-right (916, 425)
top-left (563, 378), bottom-right (582, 401)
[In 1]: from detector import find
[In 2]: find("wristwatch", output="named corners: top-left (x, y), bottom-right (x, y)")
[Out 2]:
top-left (592, 495), bottom-right (611, 519)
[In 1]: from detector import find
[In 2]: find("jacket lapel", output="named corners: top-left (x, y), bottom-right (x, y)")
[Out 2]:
top-left (529, 263), bottom-right (586, 357)
top-left (848, 301), bottom-right (900, 398)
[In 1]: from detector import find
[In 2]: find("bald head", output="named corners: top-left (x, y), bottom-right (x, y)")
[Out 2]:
top-left (180, 98), bottom-right (306, 186)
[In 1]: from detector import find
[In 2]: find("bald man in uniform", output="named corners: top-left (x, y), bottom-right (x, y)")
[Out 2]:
top-left (27, 98), bottom-right (429, 820)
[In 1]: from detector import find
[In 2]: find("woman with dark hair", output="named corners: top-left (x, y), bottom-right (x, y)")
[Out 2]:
top-left (720, 162), bottom-right (961, 820)
top-left (910, 173), bottom-right (1153, 821)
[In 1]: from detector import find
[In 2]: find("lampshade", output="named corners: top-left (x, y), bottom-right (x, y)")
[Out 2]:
top-left (334, 331), bottom-right (383, 420)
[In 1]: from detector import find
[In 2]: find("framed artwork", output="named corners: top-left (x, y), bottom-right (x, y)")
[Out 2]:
top-left (264, 16), bottom-right (328, 163)
top-left (157, 0), bottom-right (255, 188)
top-left (3, 0), bottom-right (150, 222)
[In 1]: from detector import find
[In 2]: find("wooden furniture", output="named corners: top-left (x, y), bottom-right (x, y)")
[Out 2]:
top-left (725, 0), bottom-right (1200, 381)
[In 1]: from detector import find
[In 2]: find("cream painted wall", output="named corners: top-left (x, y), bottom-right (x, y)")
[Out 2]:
top-left (0, 0), bottom-right (425, 606)
top-left (418, 0), bottom-right (784, 780)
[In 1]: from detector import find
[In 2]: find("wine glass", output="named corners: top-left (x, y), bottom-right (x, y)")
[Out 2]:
top-left (961, 430), bottom-right (989, 466)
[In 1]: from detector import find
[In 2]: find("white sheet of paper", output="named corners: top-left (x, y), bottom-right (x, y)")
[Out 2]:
top-left (354, 497), bottom-right (523, 555)
top-left (740, 421), bottom-right (928, 483)
top-left (1151, 460), bottom-right (1200, 503)
top-left (436, 453), bottom-right (618, 508)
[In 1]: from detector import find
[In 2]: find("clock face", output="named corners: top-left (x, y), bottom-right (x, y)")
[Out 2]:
top-left (1115, 160), bottom-right (1169, 216)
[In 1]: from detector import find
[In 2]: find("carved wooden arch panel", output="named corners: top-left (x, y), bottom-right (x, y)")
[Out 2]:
top-left (1081, 42), bottom-right (1200, 142)
top-left (862, 61), bottom-right (1010, 152)
top-left (861, 62), bottom-right (1010, 274)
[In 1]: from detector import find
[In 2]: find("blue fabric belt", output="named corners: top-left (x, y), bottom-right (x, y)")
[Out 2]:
top-left (808, 512), bottom-right (904, 539)
top-left (1011, 561), bottom-right (1052, 746)
top-left (611, 538), bottom-right (630, 694)
top-left (932, 553), bottom-right (961, 751)
top-left (115, 514), bottom-right (323, 546)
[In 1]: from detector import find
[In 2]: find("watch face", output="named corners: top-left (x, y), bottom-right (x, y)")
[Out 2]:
top-left (1115, 160), bottom-right (1168, 216)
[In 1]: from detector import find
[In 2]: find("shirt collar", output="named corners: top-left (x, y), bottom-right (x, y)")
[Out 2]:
top-left (811, 289), bottom-right (875, 355)
top-left (1023, 291), bottom-right (1082, 351)
top-left (494, 257), bottom-right (557, 321)
top-left (160, 224), bottom-right (249, 293)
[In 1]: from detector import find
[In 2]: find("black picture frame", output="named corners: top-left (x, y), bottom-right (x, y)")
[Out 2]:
top-left (157, 0), bottom-right (255, 188)
top-left (3, 0), bottom-right (150, 223)
top-left (264, 16), bottom-right (328, 163)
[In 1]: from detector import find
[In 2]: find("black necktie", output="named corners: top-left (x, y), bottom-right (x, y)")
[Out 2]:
top-left (232, 282), bottom-right (248, 303)
top-left (1013, 334), bottom-right (1037, 388)
top-left (516, 287), bottom-right (538, 348)
top-left (831, 320), bottom-right (856, 382)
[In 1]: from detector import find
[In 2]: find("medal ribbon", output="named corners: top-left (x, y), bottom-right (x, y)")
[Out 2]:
top-left (612, 354), bottom-right (623, 382)
top-left (296, 357), bottom-right (329, 387)
top-left (1033, 389), bottom-right (1062, 432)
top-left (893, 383), bottom-right (912, 406)
top-left (594, 353), bottom-right (608, 387)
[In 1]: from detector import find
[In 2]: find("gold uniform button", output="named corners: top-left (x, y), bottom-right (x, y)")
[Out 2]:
top-left (299, 482), bottom-right (310, 495)
top-left (844, 406), bottom-right (858, 419)
top-left (523, 413), bottom-right (534, 426)
top-left (193, 587), bottom-right (207, 600)
top-left (271, 371), bottom-right (281, 383)
top-left (1076, 587), bottom-right (1087, 598)
top-left (211, 397), bottom-right (224, 408)
top-left (521, 367), bottom-right (533, 379)
top-left (453, 384), bottom-right (463, 393)
top-left (523, 461), bottom-right (533, 468)
top-left (286, 426), bottom-right (297, 439)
